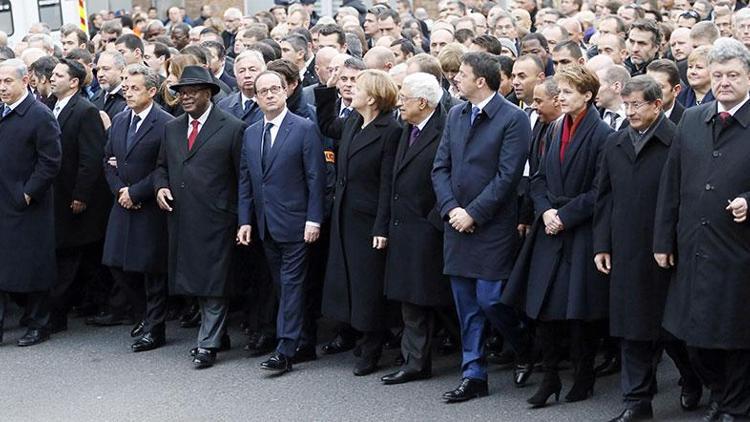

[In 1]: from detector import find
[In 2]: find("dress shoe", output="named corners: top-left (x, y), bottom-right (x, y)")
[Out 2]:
top-left (595, 354), bottom-right (622, 377)
top-left (513, 362), bottom-right (534, 387)
top-left (86, 312), bottom-right (135, 327)
top-left (17, 329), bottom-right (50, 347)
top-left (191, 333), bottom-right (231, 357)
top-left (383, 329), bottom-right (402, 350)
top-left (608, 403), bottom-right (654, 421)
top-left (353, 356), bottom-right (379, 376)
top-left (717, 413), bottom-right (736, 422)
top-left (260, 353), bottom-right (292, 373)
top-left (680, 384), bottom-right (702, 411)
top-left (438, 335), bottom-right (458, 355)
top-left (488, 349), bottom-right (516, 366)
top-left (244, 333), bottom-right (275, 357)
top-left (179, 308), bottom-right (201, 328)
top-left (130, 320), bottom-right (145, 338)
top-left (527, 371), bottom-right (562, 408)
top-left (132, 332), bottom-right (165, 352)
top-left (704, 401), bottom-right (720, 421)
top-left (565, 366), bottom-right (595, 402)
top-left (381, 369), bottom-right (431, 385)
top-left (442, 378), bottom-right (489, 403)
top-left (321, 334), bottom-right (356, 355)
top-left (192, 348), bottom-right (216, 369)
top-left (292, 345), bottom-right (317, 363)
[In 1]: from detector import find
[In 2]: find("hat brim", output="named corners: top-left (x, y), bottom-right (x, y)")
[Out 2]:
top-left (171, 79), bottom-right (221, 96)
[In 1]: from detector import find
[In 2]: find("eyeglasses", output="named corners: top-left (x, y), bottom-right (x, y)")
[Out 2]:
top-left (257, 85), bottom-right (283, 96)
top-left (679, 10), bottom-right (701, 20)
top-left (623, 101), bottom-right (653, 111)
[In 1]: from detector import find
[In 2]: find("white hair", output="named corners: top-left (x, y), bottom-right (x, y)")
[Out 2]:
top-left (235, 50), bottom-right (267, 70)
top-left (402, 72), bottom-right (442, 108)
top-left (708, 37), bottom-right (750, 71)
top-left (0, 58), bottom-right (28, 78)
top-left (189, 25), bottom-right (205, 37)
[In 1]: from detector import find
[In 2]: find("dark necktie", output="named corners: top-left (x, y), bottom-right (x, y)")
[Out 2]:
top-left (408, 126), bottom-right (421, 147)
top-left (718, 111), bottom-right (732, 127)
top-left (1, 105), bottom-right (9, 119)
top-left (262, 122), bottom-right (274, 170)
top-left (126, 115), bottom-right (141, 150)
top-left (605, 111), bottom-right (618, 129)
top-left (340, 107), bottom-right (352, 119)
top-left (244, 99), bottom-right (252, 113)
top-left (470, 106), bottom-right (480, 126)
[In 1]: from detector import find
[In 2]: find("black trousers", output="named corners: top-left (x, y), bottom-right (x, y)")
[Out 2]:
top-left (400, 302), bottom-right (435, 372)
top-left (50, 246), bottom-right (85, 324)
top-left (689, 347), bottom-right (750, 416)
top-left (197, 297), bottom-right (228, 349)
top-left (109, 268), bottom-right (166, 334)
top-left (243, 242), bottom-right (277, 338)
top-left (300, 223), bottom-right (330, 348)
top-left (0, 291), bottom-right (49, 330)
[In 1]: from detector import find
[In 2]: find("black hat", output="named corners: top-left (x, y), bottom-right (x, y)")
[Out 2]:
top-left (299, 0), bottom-right (315, 4)
top-left (170, 66), bottom-right (220, 95)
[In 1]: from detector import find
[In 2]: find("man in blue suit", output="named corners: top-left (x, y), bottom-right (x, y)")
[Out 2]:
top-left (102, 64), bottom-right (172, 353)
top-left (432, 52), bottom-right (534, 403)
top-left (237, 70), bottom-right (326, 374)
top-left (217, 50), bottom-right (266, 126)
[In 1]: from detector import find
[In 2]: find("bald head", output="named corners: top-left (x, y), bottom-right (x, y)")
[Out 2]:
top-left (560, 18), bottom-right (583, 44)
top-left (586, 53), bottom-right (614, 73)
top-left (315, 47), bottom-right (339, 82)
top-left (363, 46), bottom-right (396, 71)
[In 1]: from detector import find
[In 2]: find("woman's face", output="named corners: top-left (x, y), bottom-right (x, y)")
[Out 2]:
top-left (557, 80), bottom-right (591, 116)
top-left (687, 58), bottom-right (710, 90)
top-left (350, 80), bottom-right (372, 111)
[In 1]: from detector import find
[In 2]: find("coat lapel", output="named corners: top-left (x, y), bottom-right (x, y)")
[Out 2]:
top-left (561, 106), bottom-right (599, 176)
top-left (396, 109), bottom-right (444, 175)
top-left (186, 106), bottom-right (223, 160)
top-left (125, 106), bottom-right (158, 157)
top-left (348, 112), bottom-right (392, 158)
top-left (264, 112), bottom-right (293, 172)
top-left (56, 93), bottom-right (79, 129)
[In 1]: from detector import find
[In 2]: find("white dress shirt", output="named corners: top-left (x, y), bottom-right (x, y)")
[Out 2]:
top-left (717, 93), bottom-right (750, 116)
top-left (53, 92), bottom-right (75, 118)
top-left (187, 104), bottom-right (213, 138)
top-left (130, 102), bottom-right (153, 133)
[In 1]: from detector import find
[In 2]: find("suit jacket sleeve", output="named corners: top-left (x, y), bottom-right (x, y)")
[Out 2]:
top-left (653, 120), bottom-right (683, 254)
top-left (231, 121), bottom-right (245, 212)
top-left (303, 123), bottom-right (326, 225)
top-left (465, 112), bottom-right (531, 226)
top-left (372, 124), bottom-right (399, 237)
top-left (73, 105), bottom-right (107, 203)
top-left (592, 140), bottom-right (614, 254)
top-left (153, 125), bottom-right (170, 192)
top-left (238, 130), bottom-right (254, 226)
top-left (103, 122), bottom-right (126, 195)
top-left (432, 113), bottom-right (460, 219)
top-left (314, 86), bottom-right (344, 140)
top-left (25, 111), bottom-right (62, 201)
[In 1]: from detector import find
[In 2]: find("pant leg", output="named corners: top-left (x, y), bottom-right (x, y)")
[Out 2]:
top-left (719, 350), bottom-right (750, 416)
top-left (24, 291), bottom-right (50, 330)
top-left (689, 346), bottom-right (725, 405)
top-left (620, 339), bottom-right (659, 406)
top-left (450, 276), bottom-right (486, 380)
top-left (197, 297), bottom-right (228, 349)
top-left (476, 279), bottom-right (530, 360)
top-left (401, 302), bottom-right (434, 372)
top-left (50, 247), bottom-right (84, 323)
top-left (143, 273), bottom-right (168, 334)
top-left (265, 240), bottom-right (308, 357)
top-left (569, 320), bottom-right (601, 383)
top-left (255, 241), bottom-right (278, 338)
top-left (109, 268), bottom-right (144, 319)
top-left (359, 330), bottom-right (386, 361)
top-left (300, 223), bottom-right (329, 348)
top-left (662, 332), bottom-right (702, 392)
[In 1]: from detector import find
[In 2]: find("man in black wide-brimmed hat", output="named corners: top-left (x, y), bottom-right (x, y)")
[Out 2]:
top-left (154, 66), bottom-right (247, 369)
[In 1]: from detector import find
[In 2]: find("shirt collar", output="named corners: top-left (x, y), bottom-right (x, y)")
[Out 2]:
top-left (664, 102), bottom-right (675, 119)
top-left (264, 107), bottom-right (288, 127)
top-left (189, 103), bottom-right (213, 126)
top-left (132, 102), bottom-right (153, 122)
top-left (108, 83), bottom-right (122, 95)
top-left (55, 92), bottom-right (76, 111)
top-left (606, 104), bottom-right (626, 118)
top-left (472, 92), bottom-right (496, 111)
top-left (717, 93), bottom-right (750, 116)
top-left (415, 109), bottom-right (435, 131)
top-left (7, 90), bottom-right (28, 111)
top-left (241, 93), bottom-right (255, 105)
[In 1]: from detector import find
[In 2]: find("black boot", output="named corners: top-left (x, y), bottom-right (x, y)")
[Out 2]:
top-left (565, 365), bottom-right (595, 402)
top-left (527, 370), bottom-right (562, 408)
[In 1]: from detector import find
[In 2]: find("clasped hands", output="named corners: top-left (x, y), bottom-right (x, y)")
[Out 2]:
top-left (542, 209), bottom-right (564, 236)
top-left (448, 207), bottom-right (475, 233)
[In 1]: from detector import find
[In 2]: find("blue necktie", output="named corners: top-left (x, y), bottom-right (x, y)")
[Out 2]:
top-left (340, 107), bottom-right (352, 118)
top-left (244, 99), bottom-right (252, 113)
top-left (261, 122), bottom-right (274, 170)
top-left (2, 105), bottom-right (11, 119)
top-left (126, 115), bottom-right (141, 150)
top-left (470, 106), bottom-right (480, 126)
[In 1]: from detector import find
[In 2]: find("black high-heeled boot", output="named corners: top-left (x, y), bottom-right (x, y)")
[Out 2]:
top-left (565, 367), bottom-right (595, 402)
top-left (527, 370), bottom-right (562, 408)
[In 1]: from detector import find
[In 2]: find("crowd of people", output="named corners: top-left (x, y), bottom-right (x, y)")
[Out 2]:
top-left (2, 0), bottom-right (750, 420)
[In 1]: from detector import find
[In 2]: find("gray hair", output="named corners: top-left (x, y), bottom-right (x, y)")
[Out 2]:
top-left (282, 34), bottom-right (309, 57)
top-left (540, 77), bottom-right (560, 98)
top-left (389, 62), bottom-right (407, 78)
top-left (733, 8), bottom-right (750, 25)
top-left (98, 50), bottom-right (126, 70)
top-left (345, 33), bottom-right (363, 59)
top-left (621, 75), bottom-right (663, 102)
top-left (600, 64), bottom-right (631, 86)
top-left (708, 37), bottom-right (750, 71)
top-left (125, 64), bottom-right (160, 90)
top-left (235, 50), bottom-right (267, 70)
top-left (402, 72), bottom-right (442, 109)
top-left (0, 58), bottom-right (27, 79)
top-left (27, 34), bottom-right (55, 53)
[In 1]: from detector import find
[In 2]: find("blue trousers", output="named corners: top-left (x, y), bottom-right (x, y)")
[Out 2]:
top-left (450, 276), bottom-right (528, 380)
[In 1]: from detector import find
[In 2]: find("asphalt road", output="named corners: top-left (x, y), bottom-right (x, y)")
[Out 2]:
top-left (0, 310), bottom-right (709, 422)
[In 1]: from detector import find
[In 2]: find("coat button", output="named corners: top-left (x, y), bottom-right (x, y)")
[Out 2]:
top-left (701, 218), bottom-right (708, 225)
top-left (180, 182), bottom-right (185, 188)
top-left (393, 193), bottom-right (399, 200)
top-left (705, 183), bottom-right (713, 191)
top-left (393, 219), bottom-right (400, 226)
top-left (713, 151), bottom-right (720, 157)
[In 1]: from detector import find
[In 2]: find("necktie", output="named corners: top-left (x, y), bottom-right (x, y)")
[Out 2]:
top-left (605, 111), bottom-right (618, 129)
top-left (1, 105), bottom-right (10, 119)
top-left (244, 99), bottom-right (252, 113)
top-left (126, 115), bottom-right (141, 150)
top-left (261, 122), bottom-right (274, 170)
top-left (524, 106), bottom-right (533, 117)
top-left (718, 111), bottom-right (732, 127)
top-left (408, 126), bottom-right (421, 147)
top-left (340, 107), bottom-right (352, 119)
top-left (470, 106), bottom-right (480, 126)
top-left (53, 103), bottom-right (62, 119)
top-left (187, 119), bottom-right (200, 150)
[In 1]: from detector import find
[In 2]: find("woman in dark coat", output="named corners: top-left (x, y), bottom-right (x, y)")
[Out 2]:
top-left (502, 65), bottom-right (613, 407)
top-left (676, 46), bottom-right (714, 108)
top-left (316, 68), bottom-right (401, 376)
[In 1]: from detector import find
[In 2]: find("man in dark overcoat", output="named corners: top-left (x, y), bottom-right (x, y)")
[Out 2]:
top-left (0, 59), bottom-right (61, 346)
top-left (154, 66), bottom-right (246, 369)
top-left (654, 38), bottom-right (750, 420)
top-left (593, 76), bottom-right (701, 421)
top-left (102, 65), bottom-right (171, 353)
top-left (432, 52), bottom-right (534, 403)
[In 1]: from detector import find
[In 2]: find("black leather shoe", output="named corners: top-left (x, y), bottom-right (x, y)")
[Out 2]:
top-left (244, 333), bottom-right (275, 357)
top-left (260, 353), bottom-right (292, 373)
top-left (488, 349), bottom-right (516, 366)
top-left (442, 378), bottom-right (489, 403)
top-left (292, 345), bottom-right (317, 363)
top-left (514, 362), bottom-right (534, 387)
top-left (353, 356), bottom-right (379, 376)
top-left (716, 413), bottom-right (735, 422)
top-left (485, 335), bottom-right (504, 353)
top-left (132, 332), bottom-right (165, 352)
top-left (130, 320), bottom-right (145, 338)
top-left (321, 334), bottom-right (356, 355)
top-left (190, 333), bottom-right (231, 357)
top-left (608, 403), bottom-right (654, 421)
top-left (86, 312), bottom-right (134, 327)
top-left (17, 329), bottom-right (50, 347)
top-left (595, 354), bottom-right (622, 377)
top-left (681, 385), bottom-right (702, 411)
top-left (192, 348), bottom-right (216, 369)
top-left (179, 307), bottom-right (201, 328)
top-left (704, 401), bottom-right (720, 421)
top-left (381, 369), bottom-right (431, 385)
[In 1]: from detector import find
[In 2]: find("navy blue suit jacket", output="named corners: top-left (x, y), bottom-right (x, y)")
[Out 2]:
top-left (217, 92), bottom-right (263, 126)
top-left (239, 110), bottom-right (326, 243)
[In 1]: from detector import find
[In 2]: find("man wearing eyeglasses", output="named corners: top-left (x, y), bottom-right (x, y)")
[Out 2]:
top-left (237, 70), bottom-right (326, 374)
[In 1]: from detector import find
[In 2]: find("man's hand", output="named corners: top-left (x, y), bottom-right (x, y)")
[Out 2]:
top-left (99, 110), bottom-right (111, 130)
top-left (372, 236), bottom-right (388, 249)
top-left (237, 225), bottom-right (252, 245)
top-left (24, 193), bottom-right (31, 205)
top-left (448, 207), bottom-right (475, 233)
top-left (304, 224), bottom-right (320, 243)
top-left (594, 252), bottom-right (612, 274)
top-left (70, 200), bottom-right (87, 214)
top-left (542, 209), bottom-right (564, 235)
top-left (326, 65), bottom-right (342, 88)
top-left (118, 187), bottom-right (135, 209)
top-left (727, 197), bottom-right (748, 223)
top-left (156, 188), bottom-right (174, 211)
top-left (654, 253), bottom-right (675, 269)
top-left (517, 224), bottom-right (530, 237)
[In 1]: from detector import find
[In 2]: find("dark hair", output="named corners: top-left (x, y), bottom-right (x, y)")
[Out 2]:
top-left (318, 24), bottom-right (346, 46)
top-left (241, 24), bottom-right (269, 41)
top-left (646, 59), bottom-right (680, 87)
top-left (494, 54), bottom-right (514, 79)
top-left (282, 34), bottom-right (309, 57)
top-left (516, 54), bottom-right (545, 73)
top-left (461, 52), bottom-right (501, 91)
top-left (553, 40), bottom-right (583, 59)
top-left (65, 47), bottom-right (93, 64)
top-left (120, 14), bottom-right (133, 29)
top-left (621, 75), bottom-right (662, 101)
top-left (200, 27), bottom-right (221, 37)
top-left (253, 70), bottom-right (288, 92)
top-left (30, 55), bottom-right (59, 80)
top-left (455, 28), bottom-right (475, 44)
top-left (247, 42), bottom-right (275, 63)
top-left (600, 15), bottom-right (627, 34)
top-left (521, 33), bottom-right (549, 52)
top-left (472, 34), bottom-right (503, 55)
top-left (289, 27), bottom-right (312, 43)
top-left (378, 9), bottom-right (401, 24)
top-left (181, 45), bottom-right (210, 65)
top-left (446, 0), bottom-right (467, 14)
top-left (172, 23), bottom-right (190, 34)
top-left (150, 41), bottom-right (171, 60)
top-left (343, 57), bottom-right (367, 71)
top-left (61, 24), bottom-right (89, 46)
top-left (115, 33), bottom-right (144, 53)
top-left (201, 41), bottom-right (226, 60)
top-left (59, 58), bottom-right (87, 89)
top-left (390, 38), bottom-right (416, 57)
top-left (629, 19), bottom-right (661, 46)
top-left (267, 58), bottom-right (301, 85)
top-left (258, 38), bottom-right (282, 61)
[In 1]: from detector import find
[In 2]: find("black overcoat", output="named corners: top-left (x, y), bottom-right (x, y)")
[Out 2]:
top-left (593, 115), bottom-right (675, 341)
top-left (153, 106), bottom-right (245, 297)
top-left (102, 105), bottom-right (171, 274)
top-left (654, 100), bottom-right (750, 349)
top-left (0, 94), bottom-right (61, 292)
top-left (315, 86), bottom-right (400, 331)
top-left (503, 106), bottom-right (612, 321)
top-left (384, 107), bottom-right (451, 307)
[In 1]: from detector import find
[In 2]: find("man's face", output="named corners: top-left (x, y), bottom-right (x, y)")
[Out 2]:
top-left (100, 31), bottom-right (119, 49)
top-left (647, 70), bottom-right (680, 109)
top-left (168, 7), bottom-right (181, 23)
top-left (50, 64), bottom-right (75, 98)
top-left (623, 91), bottom-right (661, 131)
top-left (735, 18), bottom-right (750, 49)
top-left (144, 44), bottom-right (164, 72)
top-left (677, 15), bottom-right (698, 29)
top-left (0, 66), bottom-right (28, 105)
top-left (447, 2), bottom-right (464, 16)
top-left (430, 30), bottom-right (454, 56)
top-left (595, 0), bottom-right (610, 16)
top-left (379, 17), bottom-right (401, 39)
top-left (280, 41), bottom-right (304, 66)
top-left (512, 59), bottom-right (543, 103)
top-left (710, 59), bottom-right (750, 108)
top-left (318, 34), bottom-right (346, 53)
top-left (552, 49), bottom-right (579, 71)
top-left (123, 74), bottom-right (156, 113)
top-left (597, 18), bottom-right (620, 37)
top-left (715, 15), bottom-right (733, 38)
top-left (493, 17), bottom-right (517, 40)
top-left (521, 39), bottom-right (548, 64)
top-left (618, 8), bottom-right (638, 26)
top-left (455, 62), bottom-right (480, 99)
top-left (235, 56), bottom-right (264, 96)
top-left (595, 71), bottom-right (619, 109)
top-left (532, 84), bottom-right (560, 123)
top-left (597, 34), bottom-right (626, 64)
top-left (206, 48), bottom-right (223, 75)
top-left (96, 54), bottom-right (122, 91)
top-left (61, 33), bottom-right (83, 56)
top-left (398, 85), bottom-right (426, 124)
top-left (627, 28), bottom-right (658, 65)
top-left (337, 66), bottom-right (360, 102)
top-left (272, 8), bottom-right (287, 24)
top-left (146, 26), bottom-right (164, 41)
top-left (116, 43), bottom-right (141, 65)
top-left (255, 73), bottom-right (287, 115)
top-left (171, 28), bottom-right (189, 50)
top-left (541, 27), bottom-right (565, 49)
top-left (287, 11), bottom-right (307, 30)
top-left (560, 0), bottom-right (579, 15)
top-left (223, 13), bottom-right (241, 33)
top-left (499, 70), bottom-right (513, 96)
top-left (178, 85), bottom-right (212, 116)
top-left (364, 13), bottom-right (380, 37)
top-left (670, 30), bottom-right (693, 61)
top-left (391, 45), bottom-right (408, 65)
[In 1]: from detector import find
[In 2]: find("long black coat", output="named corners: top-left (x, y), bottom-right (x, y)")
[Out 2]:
top-left (154, 106), bottom-right (245, 297)
top-left (0, 94), bottom-right (61, 292)
top-left (654, 100), bottom-right (750, 349)
top-left (593, 115), bottom-right (675, 341)
top-left (503, 106), bottom-right (612, 321)
top-left (316, 86), bottom-right (400, 331)
top-left (92, 88), bottom-right (127, 122)
top-left (102, 105), bottom-right (171, 274)
top-left (52, 93), bottom-right (111, 249)
top-left (384, 108), bottom-right (451, 307)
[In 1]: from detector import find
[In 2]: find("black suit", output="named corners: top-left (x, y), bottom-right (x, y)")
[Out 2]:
top-left (668, 101), bottom-right (685, 125)
top-left (92, 88), bottom-right (127, 121)
top-left (302, 59), bottom-right (319, 87)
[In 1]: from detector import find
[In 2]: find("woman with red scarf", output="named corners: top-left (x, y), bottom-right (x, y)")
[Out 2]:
top-left (502, 65), bottom-right (614, 408)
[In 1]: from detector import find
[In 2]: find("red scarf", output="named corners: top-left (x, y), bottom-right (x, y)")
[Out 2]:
top-left (559, 109), bottom-right (587, 162)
